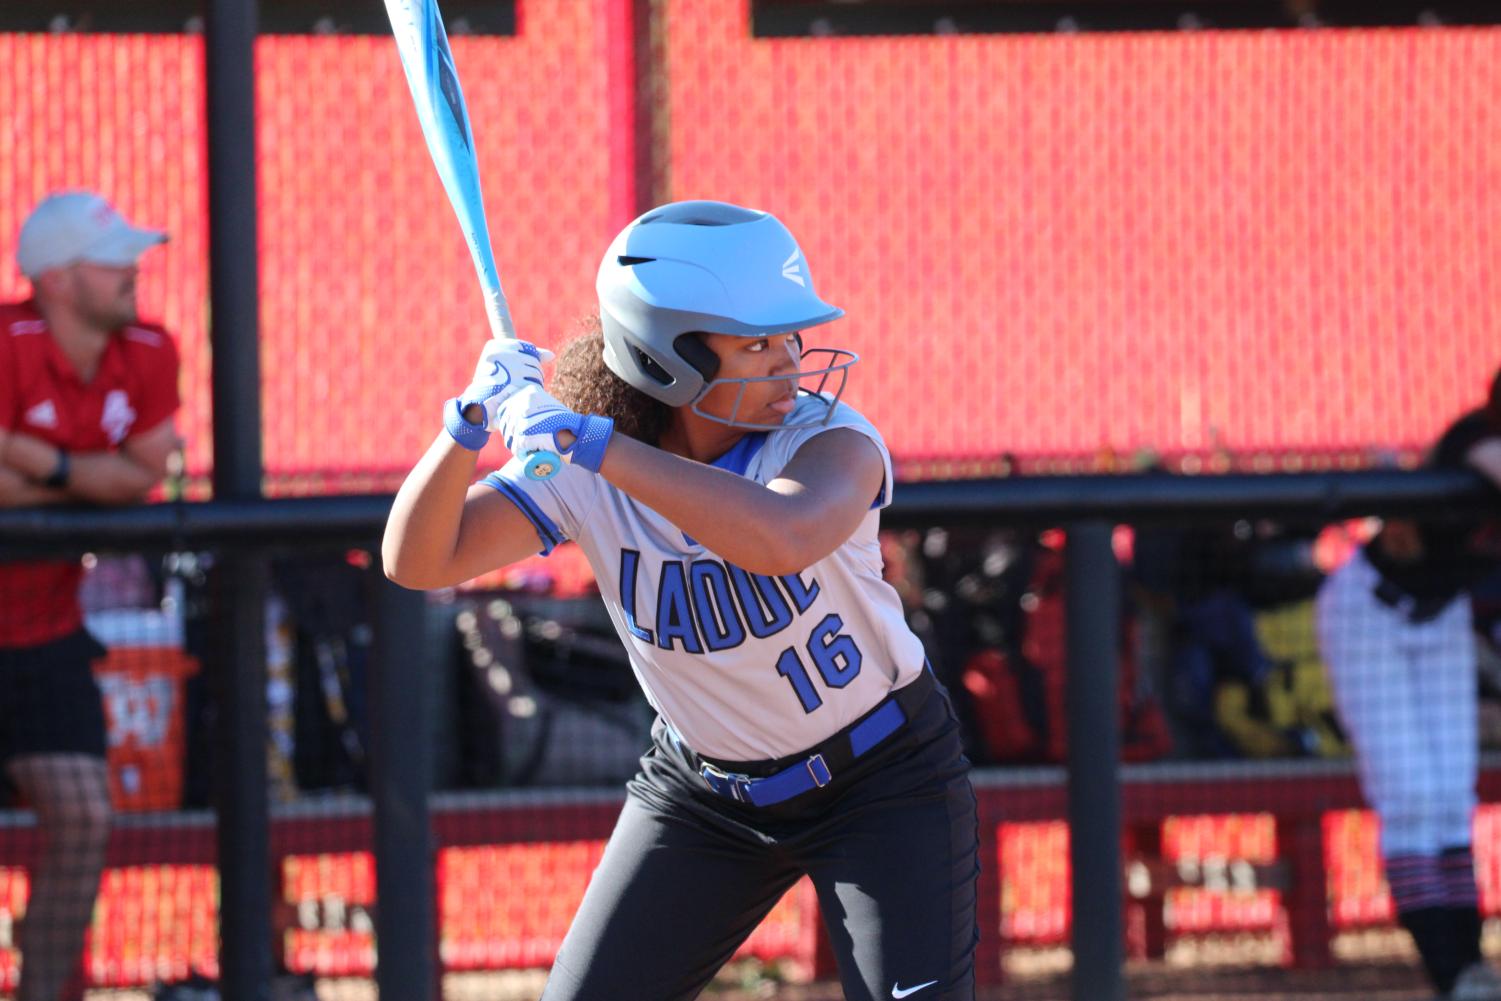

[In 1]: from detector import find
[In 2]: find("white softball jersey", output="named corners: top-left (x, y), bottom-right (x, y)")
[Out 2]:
top-left (483, 395), bottom-right (927, 762)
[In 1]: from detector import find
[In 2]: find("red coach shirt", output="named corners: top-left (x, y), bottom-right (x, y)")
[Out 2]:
top-left (0, 299), bottom-right (181, 648)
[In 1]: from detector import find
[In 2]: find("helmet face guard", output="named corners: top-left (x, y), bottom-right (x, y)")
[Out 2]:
top-left (690, 346), bottom-right (859, 430)
top-left (597, 200), bottom-right (855, 411)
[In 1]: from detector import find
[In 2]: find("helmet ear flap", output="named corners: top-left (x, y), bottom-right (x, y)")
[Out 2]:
top-left (629, 345), bottom-right (675, 387)
top-left (673, 333), bottom-right (720, 382)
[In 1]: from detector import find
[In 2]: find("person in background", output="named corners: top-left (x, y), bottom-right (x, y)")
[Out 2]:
top-left (0, 191), bottom-right (180, 1001)
top-left (1316, 365), bottom-right (1501, 1001)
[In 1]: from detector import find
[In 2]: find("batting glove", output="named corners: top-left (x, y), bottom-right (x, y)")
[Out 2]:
top-left (496, 385), bottom-right (615, 474)
top-left (444, 340), bottom-right (555, 451)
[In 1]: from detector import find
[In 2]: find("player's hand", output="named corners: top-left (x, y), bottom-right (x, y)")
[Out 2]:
top-left (461, 340), bottom-right (554, 429)
top-left (496, 385), bottom-right (615, 474)
top-left (445, 340), bottom-right (554, 451)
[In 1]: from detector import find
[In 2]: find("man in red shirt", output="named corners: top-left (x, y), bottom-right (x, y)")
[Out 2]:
top-left (0, 190), bottom-right (180, 1001)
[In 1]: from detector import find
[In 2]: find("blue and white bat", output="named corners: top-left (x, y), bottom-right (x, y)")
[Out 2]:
top-left (384, 0), bottom-right (560, 480)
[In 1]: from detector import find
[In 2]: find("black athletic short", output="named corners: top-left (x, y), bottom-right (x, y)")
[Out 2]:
top-left (541, 672), bottom-right (980, 1001)
top-left (0, 629), bottom-right (109, 763)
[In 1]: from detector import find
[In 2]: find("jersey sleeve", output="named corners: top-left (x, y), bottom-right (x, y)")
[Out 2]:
top-left (125, 325), bottom-right (181, 438)
top-left (480, 459), bottom-right (600, 556)
top-left (764, 398), bottom-right (896, 508)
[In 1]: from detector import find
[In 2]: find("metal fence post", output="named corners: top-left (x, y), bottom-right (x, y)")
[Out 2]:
top-left (1065, 521), bottom-right (1125, 1001)
top-left (206, 0), bottom-right (268, 994)
top-left (209, 555), bottom-right (272, 1001)
top-left (370, 571), bottom-right (438, 1001)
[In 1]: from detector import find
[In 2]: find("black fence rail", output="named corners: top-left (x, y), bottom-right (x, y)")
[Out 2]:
top-left (0, 467), bottom-right (1486, 554)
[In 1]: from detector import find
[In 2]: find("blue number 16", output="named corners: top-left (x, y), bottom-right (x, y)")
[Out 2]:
top-left (774, 613), bottom-right (863, 714)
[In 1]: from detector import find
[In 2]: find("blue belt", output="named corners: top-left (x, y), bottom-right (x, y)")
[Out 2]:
top-left (695, 668), bottom-right (934, 808)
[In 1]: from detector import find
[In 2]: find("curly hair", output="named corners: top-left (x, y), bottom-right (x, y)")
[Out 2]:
top-left (551, 318), bottom-right (672, 447)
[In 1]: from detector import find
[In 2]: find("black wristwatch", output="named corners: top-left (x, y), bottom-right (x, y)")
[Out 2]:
top-left (43, 447), bottom-right (70, 489)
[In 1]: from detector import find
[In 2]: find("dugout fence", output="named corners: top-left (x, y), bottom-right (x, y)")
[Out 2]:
top-left (0, 467), bottom-right (1492, 1000)
top-left (4, 2), bottom-right (1500, 998)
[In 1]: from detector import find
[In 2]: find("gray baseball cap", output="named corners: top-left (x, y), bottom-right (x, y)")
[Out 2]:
top-left (16, 191), bottom-right (167, 279)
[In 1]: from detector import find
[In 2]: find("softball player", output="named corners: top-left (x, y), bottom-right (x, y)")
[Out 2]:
top-left (1316, 368), bottom-right (1501, 1000)
top-left (385, 201), bottom-right (979, 1001)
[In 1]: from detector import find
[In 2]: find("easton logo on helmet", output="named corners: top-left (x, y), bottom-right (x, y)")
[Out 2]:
top-left (781, 249), bottom-right (806, 286)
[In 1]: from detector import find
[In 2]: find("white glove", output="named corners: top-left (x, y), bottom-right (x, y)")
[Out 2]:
top-left (445, 340), bottom-right (554, 450)
top-left (461, 340), bottom-right (555, 429)
top-left (496, 385), bottom-right (615, 474)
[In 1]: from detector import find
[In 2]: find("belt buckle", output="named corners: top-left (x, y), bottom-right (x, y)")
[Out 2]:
top-left (805, 753), bottom-right (831, 788)
top-left (701, 762), bottom-right (755, 803)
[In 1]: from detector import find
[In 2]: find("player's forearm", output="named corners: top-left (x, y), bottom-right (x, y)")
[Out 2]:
top-left (384, 431), bottom-right (483, 588)
top-left (597, 435), bottom-right (821, 575)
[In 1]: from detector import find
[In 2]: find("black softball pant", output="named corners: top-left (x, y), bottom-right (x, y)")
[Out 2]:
top-left (540, 679), bottom-right (980, 1001)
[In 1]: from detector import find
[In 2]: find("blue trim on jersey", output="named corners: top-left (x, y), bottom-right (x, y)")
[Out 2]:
top-left (480, 472), bottom-right (564, 555)
top-left (710, 431), bottom-right (769, 475)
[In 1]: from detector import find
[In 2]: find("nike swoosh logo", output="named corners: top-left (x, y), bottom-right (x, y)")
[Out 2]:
top-left (892, 981), bottom-right (939, 999)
